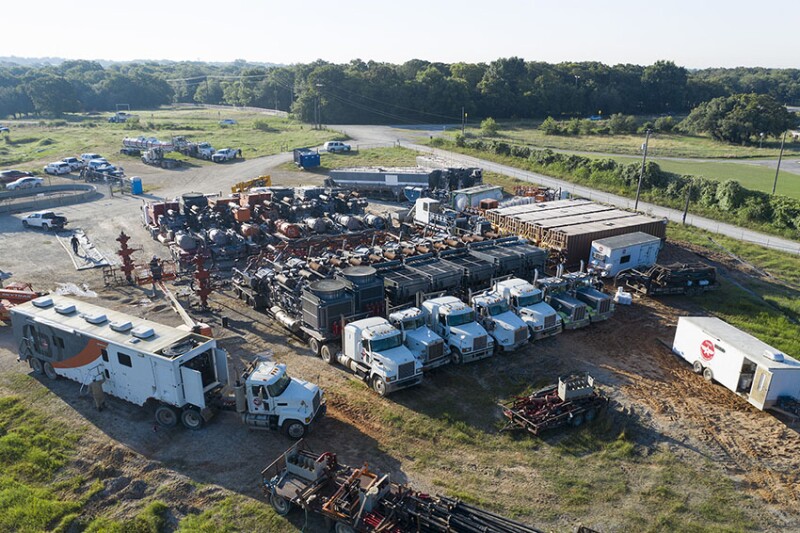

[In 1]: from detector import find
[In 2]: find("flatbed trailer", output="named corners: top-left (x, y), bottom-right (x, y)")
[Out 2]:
top-left (621, 262), bottom-right (719, 296)
top-left (262, 440), bottom-right (544, 533)
top-left (501, 374), bottom-right (608, 436)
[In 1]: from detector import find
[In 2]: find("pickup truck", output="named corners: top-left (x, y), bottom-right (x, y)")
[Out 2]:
top-left (21, 211), bottom-right (68, 231)
top-left (211, 148), bottom-right (239, 163)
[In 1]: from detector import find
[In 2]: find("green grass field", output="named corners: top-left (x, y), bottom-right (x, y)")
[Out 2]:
top-left (278, 145), bottom-right (418, 173)
top-left (458, 120), bottom-right (800, 159)
top-left (0, 107), bottom-right (342, 172)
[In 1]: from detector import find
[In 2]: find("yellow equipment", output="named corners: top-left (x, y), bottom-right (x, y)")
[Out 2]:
top-left (231, 175), bottom-right (272, 194)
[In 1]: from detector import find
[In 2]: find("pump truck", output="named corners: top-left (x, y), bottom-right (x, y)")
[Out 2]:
top-left (492, 276), bottom-right (562, 340)
top-left (470, 289), bottom-right (530, 352)
top-left (387, 305), bottom-right (451, 371)
top-left (10, 295), bottom-right (324, 437)
top-left (420, 294), bottom-right (494, 365)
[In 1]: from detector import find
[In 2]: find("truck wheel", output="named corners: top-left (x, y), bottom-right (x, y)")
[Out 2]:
top-left (372, 376), bottom-right (388, 396)
top-left (320, 344), bottom-right (336, 365)
top-left (42, 223), bottom-right (49, 231)
top-left (29, 357), bottom-right (44, 374)
top-left (283, 419), bottom-right (306, 439)
top-left (584, 408), bottom-right (597, 422)
top-left (308, 338), bottom-right (320, 356)
top-left (703, 367), bottom-right (714, 382)
top-left (450, 348), bottom-right (463, 365)
top-left (692, 361), bottom-right (704, 374)
top-left (181, 408), bottom-right (204, 430)
top-left (22, 220), bottom-right (29, 228)
top-left (335, 523), bottom-right (356, 533)
top-left (270, 493), bottom-right (291, 516)
top-left (571, 413), bottom-right (585, 427)
top-left (43, 362), bottom-right (58, 380)
top-left (155, 405), bottom-right (178, 428)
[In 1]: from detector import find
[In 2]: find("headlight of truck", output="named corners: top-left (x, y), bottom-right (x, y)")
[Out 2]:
top-left (386, 375), bottom-right (395, 382)
top-left (304, 416), bottom-right (311, 423)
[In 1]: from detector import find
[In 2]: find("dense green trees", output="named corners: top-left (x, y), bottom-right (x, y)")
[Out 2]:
top-left (682, 93), bottom-right (796, 144)
top-left (1, 58), bottom-right (799, 125)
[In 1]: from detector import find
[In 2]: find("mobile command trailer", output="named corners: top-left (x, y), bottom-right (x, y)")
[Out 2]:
top-left (589, 231), bottom-right (661, 278)
top-left (672, 317), bottom-right (800, 410)
top-left (10, 295), bottom-right (325, 435)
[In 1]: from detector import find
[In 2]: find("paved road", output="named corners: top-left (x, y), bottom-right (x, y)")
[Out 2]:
top-left (335, 125), bottom-right (800, 255)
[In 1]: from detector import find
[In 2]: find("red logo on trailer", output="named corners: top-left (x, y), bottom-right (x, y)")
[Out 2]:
top-left (700, 340), bottom-right (715, 361)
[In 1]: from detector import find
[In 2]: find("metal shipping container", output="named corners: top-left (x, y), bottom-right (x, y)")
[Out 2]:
top-left (589, 231), bottom-right (662, 277)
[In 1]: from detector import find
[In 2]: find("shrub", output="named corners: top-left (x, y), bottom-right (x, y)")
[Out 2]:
top-left (253, 119), bottom-right (273, 132)
top-left (539, 116), bottom-right (561, 135)
top-left (480, 117), bottom-right (499, 136)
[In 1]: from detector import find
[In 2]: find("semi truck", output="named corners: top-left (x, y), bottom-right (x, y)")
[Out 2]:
top-left (492, 277), bottom-right (562, 340)
top-left (420, 295), bottom-right (494, 365)
top-left (470, 290), bottom-right (530, 352)
top-left (535, 276), bottom-right (590, 330)
top-left (10, 295), bottom-right (324, 436)
top-left (387, 305), bottom-right (450, 371)
top-left (562, 271), bottom-right (615, 323)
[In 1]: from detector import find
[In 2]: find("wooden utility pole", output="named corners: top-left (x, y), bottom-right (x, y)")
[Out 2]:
top-left (772, 130), bottom-right (787, 195)
top-left (634, 129), bottom-right (651, 211)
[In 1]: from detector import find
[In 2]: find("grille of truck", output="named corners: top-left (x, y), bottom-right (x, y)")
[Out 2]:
top-left (312, 391), bottom-right (321, 414)
top-left (574, 306), bottom-right (586, 322)
top-left (398, 361), bottom-right (416, 380)
top-left (473, 335), bottom-right (487, 351)
top-left (544, 314), bottom-right (556, 329)
top-left (514, 327), bottom-right (528, 344)
top-left (598, 299), bottom-right (611, 314)
top-left (428, 341), bottom-right (444, 361)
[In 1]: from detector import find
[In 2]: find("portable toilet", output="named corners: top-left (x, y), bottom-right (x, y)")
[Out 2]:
top-left (130, 176), bottom-right (143, 195)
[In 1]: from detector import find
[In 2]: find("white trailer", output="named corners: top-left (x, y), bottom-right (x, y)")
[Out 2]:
top-left (672, 317), bottom-right (800, 410)
top-left (589, 231), bottom-right (661, 278)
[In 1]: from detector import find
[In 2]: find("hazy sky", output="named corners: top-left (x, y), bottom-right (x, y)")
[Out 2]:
top-left (4, 1), bottom-right (798, 68)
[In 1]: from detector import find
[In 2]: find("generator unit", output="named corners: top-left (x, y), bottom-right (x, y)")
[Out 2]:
top-left (335, 266), bottom-right (385, 317)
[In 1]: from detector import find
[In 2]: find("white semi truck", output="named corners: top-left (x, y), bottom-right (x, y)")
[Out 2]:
top-left (11, 295), bottom-right (324, 437)
top-left (492, 277), bottom-right (562, 340)
top-left (387, 306), bottom-right (451, 371)
top-left (328, 317), bottom-right (423, 396)
top-left (420, 295), bottom-right (494, 365)
top-left (470, 290), bottom-right (530, 352)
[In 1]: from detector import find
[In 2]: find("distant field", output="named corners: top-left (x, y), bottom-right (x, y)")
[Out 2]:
top-left (466, 120), bottom-right (800, 159)
top-left (0, 107), bottom-right (341, 172)
top-left (278, 146), bottom-right (418, 173)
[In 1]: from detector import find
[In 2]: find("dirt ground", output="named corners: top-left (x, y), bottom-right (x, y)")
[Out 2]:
top-left (1, 154), bottom-right (799, 532)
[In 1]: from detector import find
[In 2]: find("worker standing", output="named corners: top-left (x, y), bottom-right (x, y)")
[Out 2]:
top-left (89, 375), bottom-right (107, 412)
top-left (70, 235), bottom-right (80, 256)
top-left (150, 256), bottom-right (163, 296)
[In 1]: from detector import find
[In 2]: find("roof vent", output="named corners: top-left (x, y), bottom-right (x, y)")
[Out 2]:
top-left (131, 326), bottom-right (155, 339)
top-left (83, 313), bottom-right (107, 325)
top-left (55, 303), bottom-right (77, 315)
top-left (32, 296), bottom-right (54, 308)
top-left (110, 320), bottom-right (133, 333)
top-left (763, 349), bottom-right (784, 362)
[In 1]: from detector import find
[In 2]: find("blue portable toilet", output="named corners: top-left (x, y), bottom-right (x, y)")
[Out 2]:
top-left (130, 176), bottom-right (143, 195)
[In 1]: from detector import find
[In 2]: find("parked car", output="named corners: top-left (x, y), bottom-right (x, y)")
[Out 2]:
top-left (323, 141), bottom-right (351, 153)
top-left (44, 162), bottom-right (71, 175)
top-left (6, 177), bottom-right (44, 190)
top-left (21, 211), bottom-right (68, 230)
top-left (86, 158), bottom-right (110, 170)
top-left (0, 125), bottom-right (9, 133)
top-left (80, 153), bottom-right (103, 164)
top-left (219, 119), bottom-right (237, 125)
top-left (211, 148), bottom-right (239, 163)
top-left (61, 157), bottom-right (83, 171)
top-left (0, 169), bottom-right (33, 185)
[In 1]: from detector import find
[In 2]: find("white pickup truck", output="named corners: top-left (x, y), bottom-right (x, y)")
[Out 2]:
top-left (21, 211), bottom-right (68, 231)
top-left (211, 148), bottom-right (240, 163)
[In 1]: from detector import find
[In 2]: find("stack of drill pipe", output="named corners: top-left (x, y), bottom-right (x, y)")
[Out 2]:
top-left (398, 494), bottom-right (543, 532)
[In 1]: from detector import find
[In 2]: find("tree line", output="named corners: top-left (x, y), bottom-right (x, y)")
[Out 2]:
top-left (2, 58), bottom-right (800, 126)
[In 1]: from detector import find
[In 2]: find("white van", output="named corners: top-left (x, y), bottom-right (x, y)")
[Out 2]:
top-left (323, 141), bottom-right (351, 153)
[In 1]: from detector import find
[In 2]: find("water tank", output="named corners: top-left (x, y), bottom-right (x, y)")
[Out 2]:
top-left (181, 192), bottom-right (208, 215)
top-left (308, 279), bottom-right (346, 299)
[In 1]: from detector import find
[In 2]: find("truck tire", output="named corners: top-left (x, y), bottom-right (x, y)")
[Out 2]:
top-left (42, 223), bottom-right (49, 231)
top-left (450, 348), bottom-right (463, 365)
top-left (372, 376), bottom-right (388, 397)
top-left (335, 523), bottom-right (356, 533)
top-left (29, 357), bottom-right (44, 374)
top-left (155, 405), bottom-right (178, 428)
top-left (22, 220), bottom-right (28, 228)
top-left (703, 367), bottom-right (714, 382)
top-left (571, 413), bottom-right (585, 427)
top-left (181, 408), bottom-right (204, 430)
top-left (43, 362), bottom-right (58, 380)
top-left (283, 419), bottom-right (306, 439)
top-left (270, 493), bottom-right (291, 516)
top-left (308, 337), bottom-right (320, 356)
top-left (692, 361), bottom-right (704, 374)
top-left (320, 344), bottom-right (336, 365)
top-left (584, 408), bottom-right (597, 423)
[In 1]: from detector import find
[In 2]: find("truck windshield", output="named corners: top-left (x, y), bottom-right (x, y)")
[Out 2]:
top-left (267, 372), bottom-right (292, 397)
top-left (517, 293), bottom-right (542, 306)
top-left (488, 302), bottom-right (509, 316)
top-left (370, 334), bottom-right (402, 352)
top-left (447, 311), bottom-right (474, 326)
top-left (403, 317), bottom-right (423, 330)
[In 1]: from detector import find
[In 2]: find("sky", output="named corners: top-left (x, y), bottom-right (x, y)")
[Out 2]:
top-left (3, 0), bottom-right (799, 69)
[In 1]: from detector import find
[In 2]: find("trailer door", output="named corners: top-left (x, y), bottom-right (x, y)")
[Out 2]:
top-left (180, 366), bottom-right (206, 408)
top-left (748, 366), bottom-right (772, 410)
top-left (214, 348), bottom-right (229, 386)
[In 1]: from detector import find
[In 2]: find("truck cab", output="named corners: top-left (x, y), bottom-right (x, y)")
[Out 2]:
top-left (421, 296), bottom-right (494, 364)
top-left (470, 291), bottom-right (530, 352)
top-left (388, 306), bottom-right (450, 371)
top-left (240, 359), bottom-right (325, 439)
top-left (493, 278), bottom-right (562, 340)
top-left (535, 277), bottom-right (591, 330)
top-left (562, 272), bottom-right (614, 323)
top-left (341, 317), bottom-right (423, 396)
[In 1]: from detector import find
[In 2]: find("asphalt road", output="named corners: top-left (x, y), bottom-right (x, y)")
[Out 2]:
top-left (334, 124), bottom-right (800, 256)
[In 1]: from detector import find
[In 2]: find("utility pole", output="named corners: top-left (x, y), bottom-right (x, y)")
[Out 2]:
top-left (634, 129), bottom-right (651, 211)
top-left (315, 83), bottom-right (325, 130)
top-left (682, 183), bottom-right (692, 224)
top-left (772, 130), bottom-right (787, 195)
top-left (461, 107), bottom-right (465, 135)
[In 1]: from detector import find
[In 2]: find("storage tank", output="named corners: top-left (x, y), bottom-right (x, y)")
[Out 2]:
top-left (451, 185), bottom-right (503, 212)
